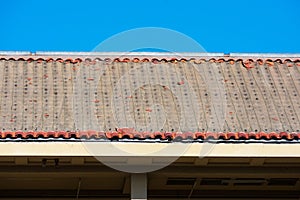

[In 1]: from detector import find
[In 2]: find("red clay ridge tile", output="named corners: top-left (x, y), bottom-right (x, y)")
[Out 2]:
top-left (266, 60), bottom-right (275, 66)
top-left (216, 59), bottom-right (225, 63)
top-left (1, 56), bottom-right (300, 65)
top-left (243, 60), bottom-right (254, 69)
top-left (122, 58), bottom-right (130, 63)
top-left (37, 58), bottom-right (44, 63)
top-left (152, 58), bottom-right (159, 64)
top-left (56, 58), bottom-right (64, 63)
top-left (133, 58), bottom-right (140, 63)
top-left (229, 60), bottom-right (235, 65)
top-left (141, 58), bottom-right (150, 62)
top-left (0, 130), bottom-right (300, 141)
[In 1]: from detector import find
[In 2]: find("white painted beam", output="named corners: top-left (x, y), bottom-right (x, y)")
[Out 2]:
top-left (131, 173), bottom-right (147, 200)
top-left (1, 142), bottom-right (300, 157)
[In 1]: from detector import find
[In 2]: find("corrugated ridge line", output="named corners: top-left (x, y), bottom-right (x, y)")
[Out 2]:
top-left (0, 53), bottom-right (300, 64)
top-left (0, 130), bottom-right (300, 141)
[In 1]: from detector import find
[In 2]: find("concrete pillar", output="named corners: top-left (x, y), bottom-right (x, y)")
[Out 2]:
top-left (131, 173), bottom-right (147, 200)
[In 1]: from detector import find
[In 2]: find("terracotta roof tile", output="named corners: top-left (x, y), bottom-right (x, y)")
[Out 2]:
top-left (0, 130), bottom-right (300, 141)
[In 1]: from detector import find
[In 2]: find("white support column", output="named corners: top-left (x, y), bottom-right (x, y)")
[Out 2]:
top-left (131, 173), bottom-right (147, 200)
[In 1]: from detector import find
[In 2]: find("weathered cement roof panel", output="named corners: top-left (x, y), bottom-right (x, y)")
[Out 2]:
top-left (0, 54), bottom-right (299, 140)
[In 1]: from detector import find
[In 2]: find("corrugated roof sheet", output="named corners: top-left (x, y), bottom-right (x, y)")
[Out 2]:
top-left (0, 53), bottom-right (299, 141)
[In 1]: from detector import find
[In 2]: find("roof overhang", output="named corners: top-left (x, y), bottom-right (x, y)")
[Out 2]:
top-left (2, 142), bottom-right (300, 157)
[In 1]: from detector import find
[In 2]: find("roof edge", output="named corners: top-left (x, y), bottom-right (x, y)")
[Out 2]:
top-left (0, 51), bottom-right (300, 58)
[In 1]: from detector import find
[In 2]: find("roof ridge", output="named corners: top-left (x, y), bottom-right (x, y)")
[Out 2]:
top-left (0, 51), bottom-right (300, 58)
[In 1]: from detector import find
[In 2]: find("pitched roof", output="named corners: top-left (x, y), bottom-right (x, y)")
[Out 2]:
top-left (0, 52), bottom-right (300, 142)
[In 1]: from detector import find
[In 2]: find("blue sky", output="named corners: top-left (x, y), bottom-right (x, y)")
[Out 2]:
top-left (0, 0), bottom-right (299, 53)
